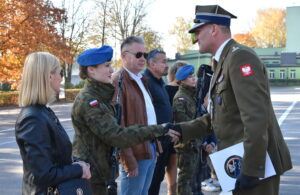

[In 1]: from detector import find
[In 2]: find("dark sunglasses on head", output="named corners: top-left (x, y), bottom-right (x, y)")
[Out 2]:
top-left (125, 51), bottom-right (148, 59)
top-left (147, 49), bottom-right (163, 61)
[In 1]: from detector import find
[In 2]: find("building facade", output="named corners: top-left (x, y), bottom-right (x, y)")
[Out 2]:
top-left (168, 6), bottom-right (300, 86)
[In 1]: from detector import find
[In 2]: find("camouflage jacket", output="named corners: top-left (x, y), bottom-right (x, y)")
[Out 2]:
top-left (71, 78), bottom-right (166, 183)
top-left (173, 85), bottom-right (201, 151)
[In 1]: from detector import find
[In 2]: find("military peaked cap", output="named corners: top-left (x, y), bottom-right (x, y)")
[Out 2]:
top-left (77, 45), bottom-right (113, 66)
top-left (189, 5), bottom-right (237, 33)
top-left (176, 65), bottom-right (194, 81)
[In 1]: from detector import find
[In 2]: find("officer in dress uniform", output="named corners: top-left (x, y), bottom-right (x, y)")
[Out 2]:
top-left (176, 5), bottom-right (292, 195)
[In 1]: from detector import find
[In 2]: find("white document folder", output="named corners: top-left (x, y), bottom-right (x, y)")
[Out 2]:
top-left (209, 142), bottom-right (276, 192)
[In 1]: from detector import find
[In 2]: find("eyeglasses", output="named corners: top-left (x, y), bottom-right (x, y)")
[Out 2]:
top-left (125, 51), bottom-right (148, 59)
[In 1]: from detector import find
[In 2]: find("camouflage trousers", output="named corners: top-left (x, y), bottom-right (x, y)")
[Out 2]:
top-left (176, 149), bottom-right (199, 195)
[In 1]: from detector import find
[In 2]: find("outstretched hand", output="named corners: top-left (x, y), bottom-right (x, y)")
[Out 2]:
top-left (165, 129), bottom-right (181, 142)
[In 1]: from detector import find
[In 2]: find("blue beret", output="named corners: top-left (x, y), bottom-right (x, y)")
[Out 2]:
top-left (176, 65), bottom-right (195, 81)
top-left (77, 45), bottom-right (113, 66)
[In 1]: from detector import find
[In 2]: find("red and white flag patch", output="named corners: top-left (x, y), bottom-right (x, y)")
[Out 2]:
top-left (89, 100), bottom-right (99, 106)
top-left (178, 97), bottom-right (185, 101)
top-left (240, 64), bottom-right (253, 77)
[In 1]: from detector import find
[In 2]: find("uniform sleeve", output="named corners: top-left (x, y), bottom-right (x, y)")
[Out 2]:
top-left (16, 115), bottom-right (82, 186)
top-left (229, 49), bottom-right (269, 177)
top-left (79, 99), bottom-right (165, 148)
top-left (173, 97), bottom-right (192, 123)
top-left (179, 114), bottom-right (213, 142)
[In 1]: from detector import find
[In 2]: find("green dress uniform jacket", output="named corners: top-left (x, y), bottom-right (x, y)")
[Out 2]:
top-left (71, 78), bottom-right (167, 193)
top-left (180, 39), bottom-right (292, 192)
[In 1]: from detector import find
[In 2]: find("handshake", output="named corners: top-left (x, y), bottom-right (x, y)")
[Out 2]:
top-left (162, 123), bottom-right (183, 142)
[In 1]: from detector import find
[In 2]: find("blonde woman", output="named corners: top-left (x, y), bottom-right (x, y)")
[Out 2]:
top-left (15, 52), bottom-right (91, 195)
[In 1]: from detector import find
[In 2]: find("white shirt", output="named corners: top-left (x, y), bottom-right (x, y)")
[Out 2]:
top-left (214, 38), bottom-right (231, 62)
top-left (124, 67), bottom-right (157, 125)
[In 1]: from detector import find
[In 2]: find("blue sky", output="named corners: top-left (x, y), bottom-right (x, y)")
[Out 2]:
top-left (146, 0), bottom-right (300, 57)
top-left (52, 0), bottom-right (300, 58)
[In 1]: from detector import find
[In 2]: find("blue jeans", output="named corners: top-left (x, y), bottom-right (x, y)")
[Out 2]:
top-left (120, 143), bottom-right (156, 195)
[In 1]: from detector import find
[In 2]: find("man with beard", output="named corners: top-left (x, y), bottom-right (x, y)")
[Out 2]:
top-left (145, 49), bottom-right (177, 195)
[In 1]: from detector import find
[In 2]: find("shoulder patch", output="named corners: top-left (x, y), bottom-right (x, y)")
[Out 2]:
top-left (240, 64), bottom-right (253, 77)
top-left (89, 100), bottom-right (99, 106)
top-left (232, 46), bottom-right (239, 52)
top-left (178, 97), bottom-right (185, 101)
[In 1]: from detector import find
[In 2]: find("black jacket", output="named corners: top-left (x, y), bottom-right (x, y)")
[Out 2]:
top-left (144, 69), bottom-right (173, 124)
top-left (15, 105), bottom-right (82, 195)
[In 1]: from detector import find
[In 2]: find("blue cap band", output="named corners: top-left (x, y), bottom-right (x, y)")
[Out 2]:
top-left (196, 14), bottom-right (231, 26)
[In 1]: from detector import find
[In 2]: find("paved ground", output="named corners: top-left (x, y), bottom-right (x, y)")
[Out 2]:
top-left (0, 86), bottom-right (300, 195)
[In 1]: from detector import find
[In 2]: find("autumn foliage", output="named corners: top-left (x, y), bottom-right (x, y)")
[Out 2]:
top-left (0, 0), bottom-right (71, 88)
top-left (251, 8), bottom-right (286, 48)
top-left (233, 8), bottom-right (286, 49)
top-left (234, 33), bottom-right (258, 48)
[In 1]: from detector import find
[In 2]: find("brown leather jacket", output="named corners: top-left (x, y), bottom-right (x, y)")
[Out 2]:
top-left (112, 68), bottom-right (154, 172)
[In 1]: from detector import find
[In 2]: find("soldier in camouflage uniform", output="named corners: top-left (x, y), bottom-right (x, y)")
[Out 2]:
top-left (71, 45), bottom-right (180, 195)
top-left (173, 65), bottom-right (202, 195)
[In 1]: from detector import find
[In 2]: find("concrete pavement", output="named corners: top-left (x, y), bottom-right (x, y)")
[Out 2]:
top-left (1, 87), bottom-right (300, 194)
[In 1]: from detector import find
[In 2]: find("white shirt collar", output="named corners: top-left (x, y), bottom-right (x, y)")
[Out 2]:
top-left (214, 38), bottom-right (231, 62)
top-left (123, 66), bottom-right (143, 79)
top-left (123, 66), bottom-right (157, 125)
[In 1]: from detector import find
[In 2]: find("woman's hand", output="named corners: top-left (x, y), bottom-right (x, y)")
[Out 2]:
top-left (73, 161), bottom-right (91, 179)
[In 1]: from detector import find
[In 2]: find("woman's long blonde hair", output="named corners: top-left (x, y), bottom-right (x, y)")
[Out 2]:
top-left (19, 52), bottom-right (60, 107)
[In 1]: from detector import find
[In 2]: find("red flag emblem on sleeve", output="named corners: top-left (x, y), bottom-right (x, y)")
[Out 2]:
top-left (240, 64), bottom-right (253, 77)
top-left (89, 100), bottom-right (99, 106)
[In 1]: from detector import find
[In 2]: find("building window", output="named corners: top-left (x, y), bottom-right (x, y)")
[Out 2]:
top-left (280, 70), bottom-right (286, 79)
top-left (269, 70), bottom-right (275, 79)
top-left (290, 70), bottom-right (296, 79)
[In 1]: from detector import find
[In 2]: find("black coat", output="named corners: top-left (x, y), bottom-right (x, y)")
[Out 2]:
top-left (144, 69), bottom-right (173, 124)
top-left (15, 105), bottom-right (82, 195)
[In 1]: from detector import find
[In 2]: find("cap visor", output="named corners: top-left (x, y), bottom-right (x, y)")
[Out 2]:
top-left (188, 23), bottom-right (205, 33)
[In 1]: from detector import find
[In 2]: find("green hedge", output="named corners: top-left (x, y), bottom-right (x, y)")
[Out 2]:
top-left (0, 89), bottom-right (81, 107)
top-left (65, 89), bottom-right (81, 101)
top-left (0, 91), bottom-right (19, 107)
